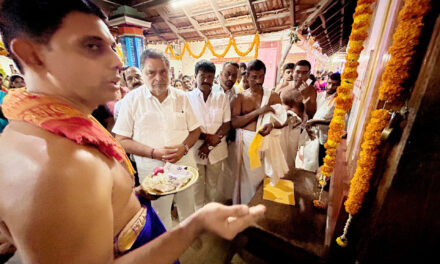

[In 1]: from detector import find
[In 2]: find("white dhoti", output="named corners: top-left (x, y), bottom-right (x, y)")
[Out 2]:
top-left (217, 141), bottom-right (237, 203)
top-left (136, 151), bottom-right (197, 230)
top-left (281, 125), bottom-right (300, 171)
top-left (195, 161), bottom-right (223, 208)
top-left (233, 129), bottom-right (265, 205)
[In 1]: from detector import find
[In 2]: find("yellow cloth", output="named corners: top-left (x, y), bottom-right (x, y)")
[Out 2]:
top-left (248, 128), bottom-right (264, 169)
top-left (263, 178), bottom-right (295, 205)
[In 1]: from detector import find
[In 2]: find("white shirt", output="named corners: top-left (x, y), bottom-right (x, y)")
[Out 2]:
top-left (312, 92), bottom-right (336, 145)
top-left (212, 84), bottom-right (239, 101)
top-left (186, 88), bottom-right (231, 165)
top-left (112, 85), bottom-right (200, 172)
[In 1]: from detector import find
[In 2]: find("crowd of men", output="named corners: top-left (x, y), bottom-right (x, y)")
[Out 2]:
top-left (83, 49), bottom-right (341, 229)
top-left (0, 0), bottom-right (341, 262)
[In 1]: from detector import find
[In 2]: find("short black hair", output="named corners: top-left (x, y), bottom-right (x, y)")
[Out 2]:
top-left (239, 62), bottom-right (247, 70)
top-left (182, 75), bottom-right (191, 80)
top-left (309, 74), bottom-right (317, 85)
top-left (0, 0), bottom-right (107, 72)
top-left (10, 74), bottom-right (24, 83)
top-left (295, 60), bottom-right (312, 71)
top-left (140, 49), bottom-right (170, 69)
top-left (174, 79), bottom-right (183, 85)
top-left (195, 60), bottom-right (216, 75)
top-left (247, 59), bottom-right (266, 74)
top-left (223, 61), bottom-right (239, 69)
top-left (329, 72), bottom-right (341, 82)
top-left (282, 63), bottom-right (295, 72)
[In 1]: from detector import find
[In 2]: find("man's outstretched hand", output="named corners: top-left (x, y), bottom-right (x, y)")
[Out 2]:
top-left (189, 203), bottom-right (266, 240)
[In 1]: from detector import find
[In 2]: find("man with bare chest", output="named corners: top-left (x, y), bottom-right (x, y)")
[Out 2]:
top-left (231, 59), bottom-right (287, 204)
top-left (279, 60), bottom-right (317, 119)
top-left (0, 1), bottom-right (265, 263)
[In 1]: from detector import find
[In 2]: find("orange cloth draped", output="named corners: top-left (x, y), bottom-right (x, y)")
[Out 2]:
top-left (2, 90), bottom-right (135, 175)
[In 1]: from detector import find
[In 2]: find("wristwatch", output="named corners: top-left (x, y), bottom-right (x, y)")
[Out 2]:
top-left (183, 144), bottom-right (190, 155)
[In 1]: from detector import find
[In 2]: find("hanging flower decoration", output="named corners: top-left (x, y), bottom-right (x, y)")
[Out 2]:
top-left (378, 0), bottom-right (431, 101)
top-left (319, 0), bottom-right (376, 183)
top-left (0, 41), bottom-right (8, 56)
top-left (336, 0), bottom-right (431, 247)
top-left (289, 28), bottom-right (300, 44)
top-left (165, 33), bottom-right (260, 60)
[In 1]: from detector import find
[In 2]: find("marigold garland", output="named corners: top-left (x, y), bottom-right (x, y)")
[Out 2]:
top-left (0, 41), bottom-right (8, 56)
top-left (319, 0), bottom-right (377, 183)
top-left (165, 33), bottom-right (260, 60)
top-left (378, 0), bottom-right (431, 101)
top-left (336, 0), bottom-right (431, 247)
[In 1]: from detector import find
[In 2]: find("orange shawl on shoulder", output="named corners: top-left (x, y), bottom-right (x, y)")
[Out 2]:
top-left (2, 90), bottom-right (135, 175)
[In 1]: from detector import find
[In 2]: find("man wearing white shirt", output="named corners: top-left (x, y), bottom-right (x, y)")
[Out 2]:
top-left (212, 61), bottom-right (240, 101)
top-left (298, 73), bottom-right (340, 172)
top-left (113, 49), bottom-right (201, 229)
top-left (211, 61), bottom-right (240, 202)
top-left (187, 60), bottom-right (231, 208)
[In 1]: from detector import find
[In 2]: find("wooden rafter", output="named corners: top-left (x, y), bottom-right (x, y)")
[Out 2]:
top-left (156, 7), bottom-right (185, 41)
top-left (246, 0), bottom-right (261, 33)
top-left (177, 11), bottom-right (291, 34)
top-left (298, 0), bottom-right (332, 30)
top-left (132, 0), bottom-right (169, 8)
top-left (319, 13), bottom-right (332, 51)
top-left (208, 0), bottom-right (232, 37)
top-left (182, 7), bottom-right (208, 40)
top-left (290, 0), bottom-right (296, 27)
top-left (340, 0), bottom-right (345, 48)
top-left (150, 24), bottom-right (167, 41)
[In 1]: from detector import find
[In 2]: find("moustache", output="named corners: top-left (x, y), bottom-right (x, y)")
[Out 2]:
top-left (255, 83), bottom-right (263, 86)
top-left (202, 82), bottom-right (212, 86)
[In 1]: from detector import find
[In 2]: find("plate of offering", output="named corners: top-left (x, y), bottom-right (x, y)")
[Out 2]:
top-left (142, 163), bottom-right (198, 196)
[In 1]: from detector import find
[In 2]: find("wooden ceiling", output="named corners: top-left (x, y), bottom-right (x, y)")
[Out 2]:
top-left (94, 0), bottom-right (357, 55)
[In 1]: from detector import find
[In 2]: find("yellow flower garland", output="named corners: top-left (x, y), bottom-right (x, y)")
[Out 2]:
top-left (336, 0), bottom-right (431, 247)
top-left (165, 33), bottom-right (260, 60)
top-left (320, 0), bottom-right (376, 180)
top-left (0, 41), bottom-right (8, 56)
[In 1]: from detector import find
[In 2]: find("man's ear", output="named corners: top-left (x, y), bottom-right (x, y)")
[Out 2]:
top-left (9, 38), bottom-right (44, 70)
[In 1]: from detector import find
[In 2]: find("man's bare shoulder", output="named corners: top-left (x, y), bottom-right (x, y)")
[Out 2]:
top-left (269, 90), bottom-right (282, 104)
top-left (0, 121), bottom-right (113, 215)
top-left (0, 122), bottom-right (116, 263)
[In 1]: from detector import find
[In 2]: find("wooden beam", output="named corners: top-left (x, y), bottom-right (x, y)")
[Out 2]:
top-left (319, 13), bottom-right (332, 50)
top-left (298, 0), bottom-right (333, 30)
top-left (246, 0), bottom-right (261, 33)
top-left (208, 0), bottom-right (232, 37)
top-left (311, 16), bottom-right (340, 34)
top-left (155, 7), bottom-right (185, 41)
top-left (150, 24), bottom-right (167, 41)
top-left (132, 0), bottom-right (169, 8)
top-left (315, 23), bottom-right (340, 39)
top-left (181, 7), bottom-right (208, 40)
top-left (340, 0), bottom-right (345, 48)
top-left (290, 0), bottom-right (296, 27)
top-left (177, 11), bottom-right (290, 33)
